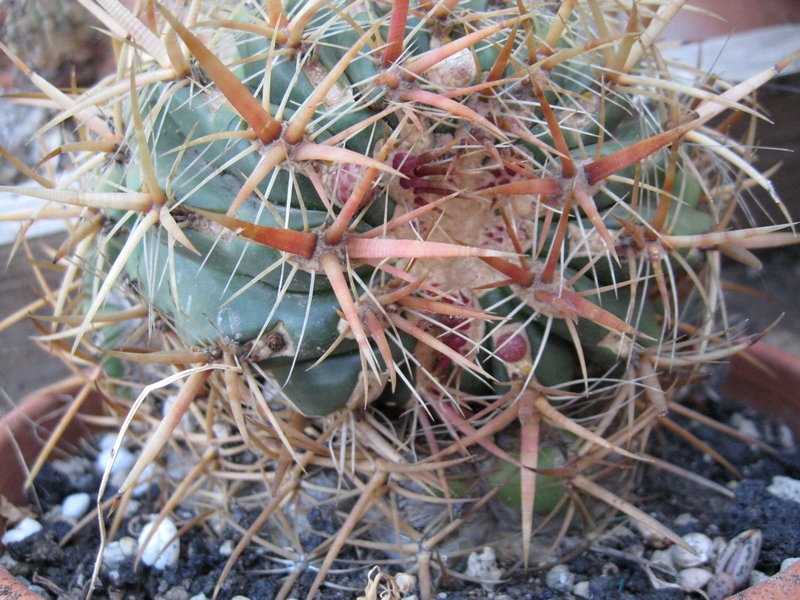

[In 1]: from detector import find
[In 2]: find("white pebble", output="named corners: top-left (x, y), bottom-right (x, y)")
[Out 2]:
top-left (767, 476), bottom-right (800, 504)
top-left (671, 532), bottom-right (712, 568)
top-left (98, 433), bottom-right (118, 451)
top-left (123, 499), bottom-right (141, 519)
top-left (119, 536), bottom-right (138, 556)
top-left (138, 518), bottom-right (180, 569)
top-left (572, 580), bottom-right (590, 598)
top-left (678, 567), bottom-right (713, 589)
top-left (28, 584), bottom-right (49, 598)
top-left (103, 536), bottom-right (138, 568)
top-left (650, 549), bottom-right (674, 569)
top-left (51, 456), bottom-right (91, 478)
top-left (61, 492), bottom-right (91, 519)
top-left (780, 557), bottom-right (800, 572)
top-left (730, 414), bottom-right (760, 440)
top-left (779, 424), bottom-right (797, 452)
top-left (103, 542), bottom-right (127, 568)
top-left (95, 446), bottom-right (136, 476)
top-left (1, 517), bottom-right (42, 544)
top-left (545, 564), bottom-right (575, 592)
top-left (749, 569), bottom-right (770, 586)
top-left (219, 539), bottom-right (235, 557)
top-left (132, 462), bottom-right (157, 498)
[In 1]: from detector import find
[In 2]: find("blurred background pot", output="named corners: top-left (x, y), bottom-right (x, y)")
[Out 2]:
top-left (0, 375), bottom-right (104, 506)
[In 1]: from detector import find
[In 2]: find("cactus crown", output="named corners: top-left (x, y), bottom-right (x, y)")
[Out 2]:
top-left (1, 0), bottom-right (797, 597)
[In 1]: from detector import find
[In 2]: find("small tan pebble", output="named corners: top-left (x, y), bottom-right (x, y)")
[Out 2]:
top-left (156, 587), bottom-right (190, 600)
top-left (606, 524), bottom-right (635, 539)
top-left (394, 572), bottom-right (416, 594)
top-left (634, 520), bottom-right (670, 548)
top-left (573, 581), bottom-right (590, 598)
top-left (674, 513), bottom-right (700, 527)
top-left (671, 533), bottom-right (713, 568)
top-left (706, 572), bottom-right (736, 600)
top-left (749, 569), bottom-right (770, 587)
top-left (678, 567), bottom-right (714, 589)
top-left (623, 543), bottom-right (645, 559)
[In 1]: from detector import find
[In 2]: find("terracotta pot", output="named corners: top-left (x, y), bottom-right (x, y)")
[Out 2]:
top-left (0, 374), bottom-right (104, 506)
top-left (0, 375), bottom-right (104, 599)
top-left (662, 0), bottom-right (800, 42)
top-left (723, 342), bottom-right (800, 439)
top-left (727, 559), bottom-right (800, 600)
top-left (0, 563), bottom-right (47, 599)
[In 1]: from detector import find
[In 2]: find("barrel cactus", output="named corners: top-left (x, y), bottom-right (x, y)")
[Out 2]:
top-left (1, 0), bottom-right (796, 597)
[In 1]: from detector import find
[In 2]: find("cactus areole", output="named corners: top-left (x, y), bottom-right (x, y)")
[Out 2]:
top-left (2, 0), bottom-right (797, 596)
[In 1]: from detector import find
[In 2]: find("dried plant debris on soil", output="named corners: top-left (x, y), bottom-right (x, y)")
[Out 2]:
top-left (3, 387), bottom-right (800, 600)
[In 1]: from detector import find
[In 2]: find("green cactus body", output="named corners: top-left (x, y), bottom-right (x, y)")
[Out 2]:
top-left (486, 444), bottom-right (567, 515)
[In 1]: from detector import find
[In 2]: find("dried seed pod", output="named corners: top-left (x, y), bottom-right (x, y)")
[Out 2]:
top-left (715, 529), bottom-right (762, 588)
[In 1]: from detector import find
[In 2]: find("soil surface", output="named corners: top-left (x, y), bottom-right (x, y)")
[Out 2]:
top-left (3, 384), bottom-right (799, 600)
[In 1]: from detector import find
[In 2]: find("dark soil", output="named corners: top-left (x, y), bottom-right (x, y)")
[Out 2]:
top-left (4, 381), bottom-right (800, 600)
